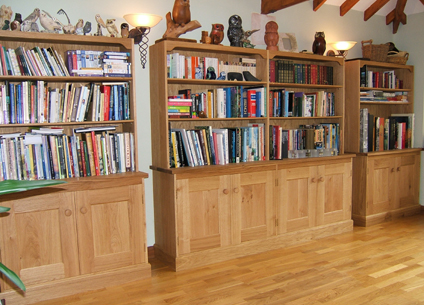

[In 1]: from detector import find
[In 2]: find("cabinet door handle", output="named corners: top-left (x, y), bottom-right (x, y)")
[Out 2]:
top-left (391, 168), bottom-right (395, 173)
top-left (318, 177), bottom-right (324, 182)
top-left (233, 188), bottom-right (239, 193)
top-left (64, 209), bottom-right (72, 216)
top-left (397, 167), bottom-right (400, 172)
top-left (311, 178), bottom-right (316, 183)
top-left (80, 207), bottom-right (88, 214)
top-left (223, 189), bottom-right (229, 195)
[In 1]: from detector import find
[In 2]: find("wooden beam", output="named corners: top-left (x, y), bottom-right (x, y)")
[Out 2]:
top-left (340, 0), bottom-right (361, 16)
top-left (313, 0), bottom-right (327, 11)
top-left (386, 9), bottom-right (395, 24)
top-left (364, 0), bottom-right (390, 21)
top-left (261, 0), bottom-right (309, 14)
top-left (420, 0), bottom-right (424, 5)
top-left (392, 0), bottom-right (407, 33)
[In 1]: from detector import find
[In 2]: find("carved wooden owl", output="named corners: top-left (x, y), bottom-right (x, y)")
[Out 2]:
top-left (210, 23), bottom-right (224, 45)
top-left (227, 15), bottom-right (243, 47)
top-left (312, 31), bottom-right (326, 55)
top-left (172, 0), bottom-right (191, 26)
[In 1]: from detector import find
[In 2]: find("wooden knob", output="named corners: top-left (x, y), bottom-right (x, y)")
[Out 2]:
top-left (311, 178), bottom-right (316, 183)
top-left (65, 209), bottom-right (72, 216)
top-left (397, 167), bottom-right (400, 172)
top-left (80, 207), bottom-right (88, 214)
top-left (318, 177), bottom-right (324, 182)
top-left (233, 188), bottom-right (239, 193)
top-left (391, 168), bottom-right (395, 173)
top-left (223, 189), bottom-right (229, 195)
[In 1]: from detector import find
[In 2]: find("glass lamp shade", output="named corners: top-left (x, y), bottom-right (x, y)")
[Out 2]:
top-left (123, 13), bottom-right (162, 28)
top-left (328, 41), bottom-right (357, 58)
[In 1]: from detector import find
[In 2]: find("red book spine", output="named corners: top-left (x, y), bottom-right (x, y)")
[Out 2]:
top-left (91, 131), bottom-right (100, 175)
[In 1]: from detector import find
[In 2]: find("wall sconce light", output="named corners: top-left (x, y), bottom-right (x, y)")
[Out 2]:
top-left (123, 13), bottom-right (162, 68)
top-left (328, 41), bottom-right (357, 59)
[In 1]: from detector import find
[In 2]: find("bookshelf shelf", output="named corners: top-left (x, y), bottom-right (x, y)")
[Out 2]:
top-left (150, 40), bottom-right (353, 271)
top-left (345, 59), bottom-right (420, 227)
top-left (0, 31), bottom-right (150, 303)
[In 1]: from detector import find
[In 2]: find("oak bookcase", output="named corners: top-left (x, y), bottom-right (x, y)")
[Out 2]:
top-left (0, 31), bottom-right (150, 304)
top-left (345, 59), bottom-right (421, 226)
top-left (150, 39), bottom-right (354, 271)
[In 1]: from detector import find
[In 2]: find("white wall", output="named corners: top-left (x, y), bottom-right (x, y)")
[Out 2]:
top-left (5, 0), bottom-right (424, 245)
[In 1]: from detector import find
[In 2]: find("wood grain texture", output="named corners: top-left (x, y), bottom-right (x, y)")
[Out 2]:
top-left (30, 213), bottom-right (424, 305)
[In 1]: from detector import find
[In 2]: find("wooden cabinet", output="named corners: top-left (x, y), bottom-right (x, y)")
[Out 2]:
top-left (0, 31), bottom-right (150, 304)
top-left (345, 60), bottom-right (421, 226)
top-left (277, 158), bottom-right (352, 234)
top-left (0, 173), bottom-right (150, 304)
top-left (353, 151), bottom-right (421, 226)
top-left (150, 40), bottom-right (353, 271)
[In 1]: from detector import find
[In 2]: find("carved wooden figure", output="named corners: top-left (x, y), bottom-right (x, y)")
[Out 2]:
top-left (264, 21), bottom-right (279, 51)
top-left (172, 0), bottom-right (191, 26)
top-left (210, 23), bottom-right (224, 45)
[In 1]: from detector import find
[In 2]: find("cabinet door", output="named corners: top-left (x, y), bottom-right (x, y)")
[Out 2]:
top-left (367, 156), bottom-right (396, 215)
top-left (75, 184), bottom-right (146, 275)
top-left (0, 191), bottom-right (79, 289)
top-left (176, 175), bottom-right (232, 255)
top-left (395, 153), bottom-right (420, 209)
top-left (231, 170), bottom-right (275, 244)
top-left (278, 166), bottom-right (317, 233)
top-left (316, 162), bottom-right (352, 225)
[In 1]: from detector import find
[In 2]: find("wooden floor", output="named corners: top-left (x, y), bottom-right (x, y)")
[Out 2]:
top-left (35, 214), bottom-right (424, 305)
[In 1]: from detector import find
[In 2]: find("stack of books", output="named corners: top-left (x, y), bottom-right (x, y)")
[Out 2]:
top-left (168, 96), bottom-right (192, 119)
top-left (101, 51), bottom-right (131, 77)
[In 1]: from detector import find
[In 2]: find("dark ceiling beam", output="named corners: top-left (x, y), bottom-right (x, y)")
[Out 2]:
top-left (420, 0), bottom-right (424, 5)
top-left (313, 0), bottom-right (327, 11)
top-left (261, 0), bottom-right (309, 14)
top-left (364, 0), bottom-right (390, 20)
top-left (392, 0), bottom-right (407, 33)
top-left (340, 0), bottom-right (361, 16)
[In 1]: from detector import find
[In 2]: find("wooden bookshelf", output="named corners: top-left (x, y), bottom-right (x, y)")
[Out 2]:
top-left (345, 59), bottom-right (421, 226)
top-left (0, 31), bottom-right (150, 304)
top-left (150, 39), bottom-right (354, 271)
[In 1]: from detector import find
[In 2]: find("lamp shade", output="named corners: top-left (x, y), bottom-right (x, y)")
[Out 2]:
top-left (123, 13), bottom-right (162, 28)
top-left (329, 41), bottom-right (357, 51)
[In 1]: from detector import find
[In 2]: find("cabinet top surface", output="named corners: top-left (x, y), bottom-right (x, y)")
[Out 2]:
top-left (0, 30), bottom-right (134, 49)
top-left (345, 59), bottom-right (413, 71)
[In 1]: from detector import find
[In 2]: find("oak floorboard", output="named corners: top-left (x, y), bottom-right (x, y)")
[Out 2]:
top-left (32, 213), bottom-right (424, 305)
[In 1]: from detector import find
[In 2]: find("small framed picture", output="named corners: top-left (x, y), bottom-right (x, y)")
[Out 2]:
top-left (279, 33), bottom-right (298, 53)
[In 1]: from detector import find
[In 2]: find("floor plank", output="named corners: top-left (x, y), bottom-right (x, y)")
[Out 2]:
top-left (32, 213), bottom-right (424, 305)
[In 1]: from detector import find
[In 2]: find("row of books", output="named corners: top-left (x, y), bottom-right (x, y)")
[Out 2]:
top-left (269, 59), bottom-right (334, 85)
top-left (270, 123), bottom-right (340, 159)
top-left (359, 108), bottom-right (414, 152)
top-left (360, 90), bottom-right (408, 103)
top-left (167, 53), bottom-right (257, 80)
top-left (67, 50), bottom-right (131, 77)
top-left (168, 87), bottom-right (266, 119)
top-left (269, 90), bottom-right (335, 117)
top-left (0, 45), bottom-right (69, 77)
top-left (169, 124), bottom-right (265, 167)
top-left (360, 66), bottom-right (404, 89)
top-left (0, 127), bottom-right (134, 181)
top-left (0, 81), bottom-right (130, 125)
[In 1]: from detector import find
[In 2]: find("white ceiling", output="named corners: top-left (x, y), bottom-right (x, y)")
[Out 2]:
top-left (324, 0), bottom-right (424, 16)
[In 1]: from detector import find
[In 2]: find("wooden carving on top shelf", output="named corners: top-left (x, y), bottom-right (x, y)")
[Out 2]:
top-left (261, 0), bottom-right (424, 34)
top-left (163, 0), bottom-right (201, 39)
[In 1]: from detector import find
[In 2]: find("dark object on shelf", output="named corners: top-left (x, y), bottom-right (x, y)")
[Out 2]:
top-left (228, 72), bottom-right (243, 81)
top-left (83, 21), bottom-right (92, 35)
top-left (121, 23), bottom-right (129, 38)
top-left (312, 31), bottom-right (326, 55)
top-left (326, 50), bottom-right (336, 56)
top-left (227, 15), bottom-right (243, 47)
top-left (264, 21), bottom-right (279, 51)
top-left (386, 42), bottom-right (399, 53)
top-left (10, 13), bottom-right (22, 31)
top-left (206, 67), bottom-right (216, 80)
top-left (243, 71), bottom-right (261, 82)
top-left (210, 24), bottom-right (224, 45)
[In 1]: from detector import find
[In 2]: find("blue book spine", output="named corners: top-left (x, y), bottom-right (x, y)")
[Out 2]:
top-left (16, 84), bottom-right (22, 124)
top-left (113, 85), bottom-right (119, 120)
top-left (256, 91), bottom-right (261, 118)
top-left (225, 87), bottom-right (231, 118)
top-left (123, 83), bottom-right (129, 120)
top-left (9, 82), bottom-right (15, 124)
top-left (118, 85), bottom-right (124, 120)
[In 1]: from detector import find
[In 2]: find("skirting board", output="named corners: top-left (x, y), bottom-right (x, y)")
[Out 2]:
top-left (0, 263), bottom-right (151, 305)
top-left (352, 205), bottom-right (422, 227)
top-left (155, 220), bottom-right (353, 272)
